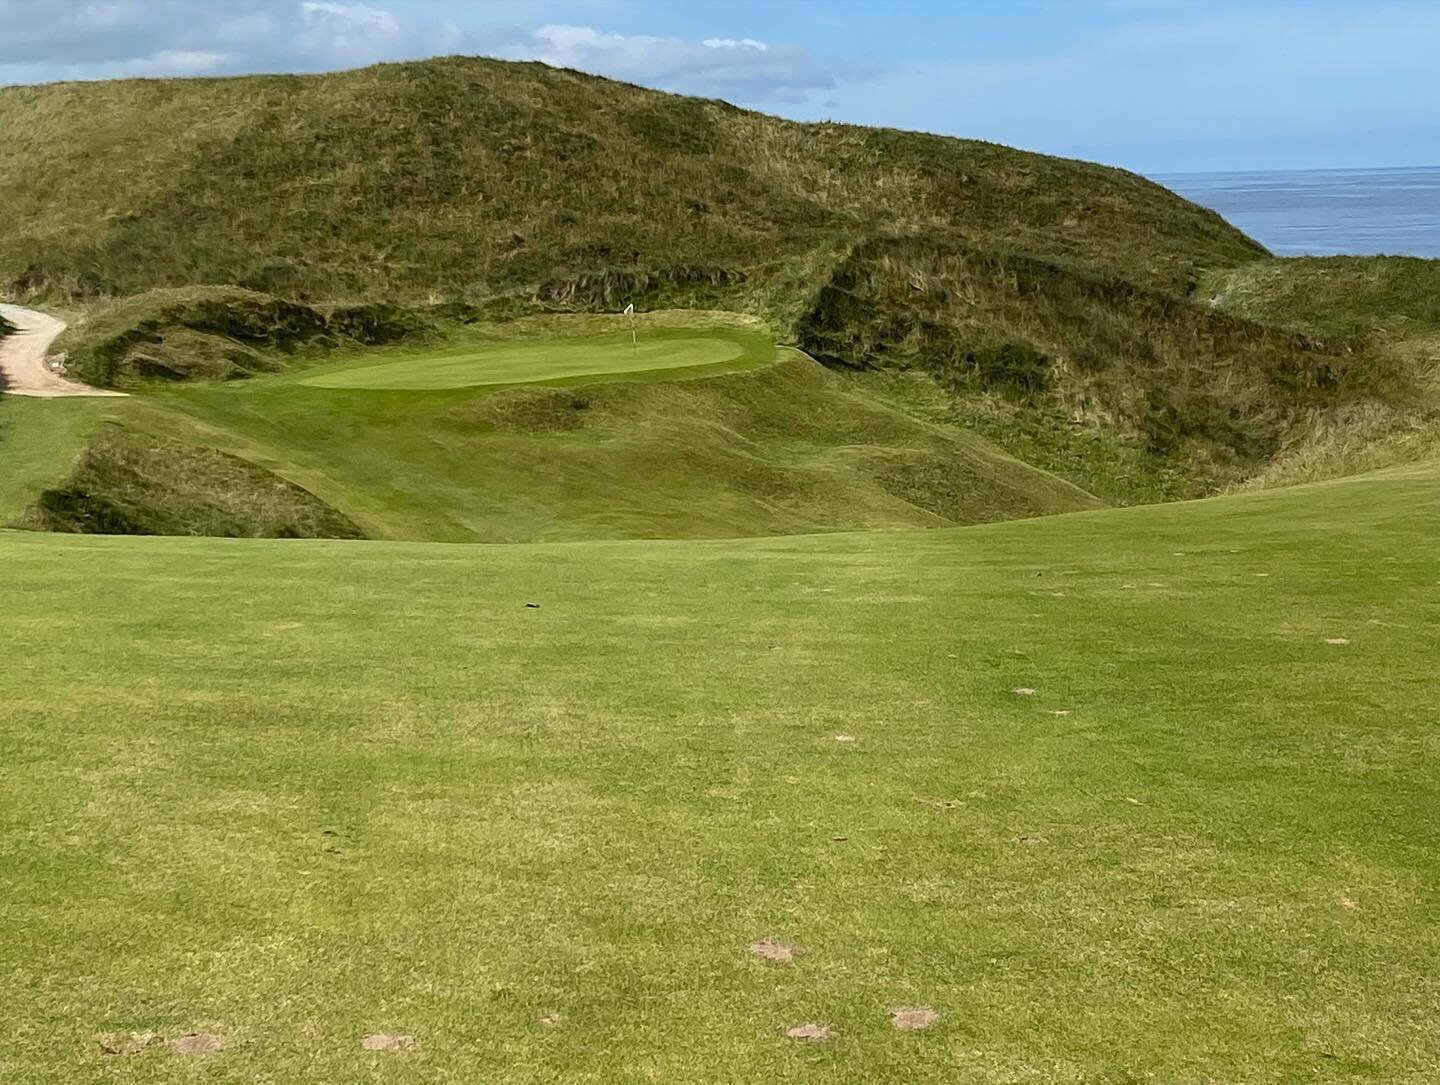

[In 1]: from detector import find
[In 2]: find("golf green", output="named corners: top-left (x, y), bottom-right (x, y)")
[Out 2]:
top-left (303, 330), bottom-right (760, 391)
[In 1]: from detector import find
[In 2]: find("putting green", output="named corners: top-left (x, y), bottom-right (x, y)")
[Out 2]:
top-left (303, 330), bottom-right (763, 391)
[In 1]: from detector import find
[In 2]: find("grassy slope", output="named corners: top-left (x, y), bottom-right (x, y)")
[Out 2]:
top-left (1204, 255), bottom-right (1440, 343)
top-left (0, 398), bottom-right (107, 523)
top-left (0, 58), bottom-right (1263, 303)
top-left (795, 239), bottom-right (1410, 503)
top-left (2, 458), bottom-right (1436, 1083)
top-left (130, 346), bottom-right (1099, 543)
top-left (2, 312), bottom-right (1101, 541)
top-left (1202, 257), bottom-right (1440, 487)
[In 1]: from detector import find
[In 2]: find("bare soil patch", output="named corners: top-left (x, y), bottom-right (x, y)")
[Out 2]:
top-left (786, 1023), bottom-right (832, 1042)
top-left (170, 1033), bottom-right (224, 1055)
top-left (748, 938), bottom-right (796, 964)
top-left (891, 1006), bottom-right (941, 1031)
top-left (361, 1033), bottom-right (416, 1051)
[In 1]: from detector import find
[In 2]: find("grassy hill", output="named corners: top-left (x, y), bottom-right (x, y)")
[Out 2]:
top-left (3, 457), bottom-right (1437, 1083)
top-left (10, 311), bottom-right (1100, 541)
top-left (1201, 256), bottom-right (1440, 487)
top-left (0, 57), bottom-right (1263, 303)
top-left (795, 238), bottom-right (1417, 503)
top-left (2, 57), bottom-right (1436, 540)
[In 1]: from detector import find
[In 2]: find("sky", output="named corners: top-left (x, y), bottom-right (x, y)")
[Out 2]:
top-left (1, 0), bottom-right (1437, 174)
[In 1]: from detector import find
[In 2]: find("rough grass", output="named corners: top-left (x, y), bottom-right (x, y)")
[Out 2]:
top-left (2, 458), bottom-right (1437, 1083)
top-left (0, 57), bottom-right (1264, 304)
top-left (1203, 255), bottom-right (1440, 344)
top-left (25, 422), bottom-right (363, 539)
top-left (796, 239), bottom-right (1413, 502)
top-left (1201, 256), bottom-right (1440, 490)
top-left (56, 286), bottom-right (434, 386)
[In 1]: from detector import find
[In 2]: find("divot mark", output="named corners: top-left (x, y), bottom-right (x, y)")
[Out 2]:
top-left (1012, 687), bottom-right (1037, 696)
top-left (786, 1023), bottom-right (832, 1042)
top-left (361, 1033), bottom-right (415, 1052)
top-left (170, 1033), bottom-right (224, 1055)
top-left (1325, 637), bottom-right (1350, 645)
top-left (748, 938), bottom-right (796, 964)
top-left (98, 1032), bottom-right (163, 1055)
top-left (1015, 833), bottom-right (1045, 846)
top-left (1049, 709), bottom-right (1071, 717)
top-left (833, 734), bottom-right (857, 743)
top-left (539, 1013), bottom-right (563, 1027)
top-left (891, 1006), bottom-right (941, 1031)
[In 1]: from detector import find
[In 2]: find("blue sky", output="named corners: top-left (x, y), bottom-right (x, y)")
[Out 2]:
top-left (2, 1), bottom-right (1437, 174)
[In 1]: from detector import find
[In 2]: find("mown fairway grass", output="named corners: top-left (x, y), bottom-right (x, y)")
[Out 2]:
top-left (0, 397), bottom-right (105, 523)
top-left (301, 327), bottom-right (768, 390)
top-left (2, 460), bottom-right (1438, 1083)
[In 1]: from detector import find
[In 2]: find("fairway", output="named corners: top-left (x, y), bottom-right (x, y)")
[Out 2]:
top-left (3, 460), bottom-right (1437, 1082)
top-left (302, 328), bottom-right (768, 390)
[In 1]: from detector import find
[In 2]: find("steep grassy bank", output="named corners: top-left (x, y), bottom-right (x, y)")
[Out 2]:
top-left (0, 57), bottom-right (1263, 303)
top-left (795, 239), bottom-right (1410, 503)
top-left (3, 459), bottom-right (1437, 1083)
top-left (55, 286), bottom-right (434, 386)
top-left (1201, 256), bottom-right (1440, 488)
top-left (1204, 255), bottom-right (1440, 343)
top-left (26, 423), bottom-right (364, 538)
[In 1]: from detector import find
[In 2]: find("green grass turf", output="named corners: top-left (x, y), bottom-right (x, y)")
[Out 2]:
top-left (0, 397), bottom-right (106, 524)
top-left (301, 328), bottom-right (762, 391)
top-left (50, 312), bottom-right (1097, 542)
top-left (2, 459), bottom-right (1437, 1082)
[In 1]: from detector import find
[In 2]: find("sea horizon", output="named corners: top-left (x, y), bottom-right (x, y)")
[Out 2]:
top-left (1153, 164), bottom-right (1440, 259)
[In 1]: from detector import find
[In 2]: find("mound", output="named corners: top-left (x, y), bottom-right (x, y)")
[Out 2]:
top-left (0, 57), bottom-right (1262, 303)
top-left (796, 238), bottom-right (1415, 502)
top-left (58, 287), bottom-right (434, 386)
top-left (27, 423), bottom-right (363, 539)
top-left (1204, 255), bottom-right (1440, 344)
top-left (12, 319), bottom-right (1100, 541)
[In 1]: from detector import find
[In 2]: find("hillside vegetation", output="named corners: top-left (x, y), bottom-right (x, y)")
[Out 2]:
top-left (3, 58), bottom-right (1438, 541)
top-left (1199, 256), bottom-right (1440, 488)
top-left (1204, 255), bottom-right (1440, 343)
top-left (797, 239), bottom-right (1414, 502)
top-left (0, 57), bottom-right (1262, 302)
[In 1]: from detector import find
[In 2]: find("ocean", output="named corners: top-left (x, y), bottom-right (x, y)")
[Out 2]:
top-left (1156, 166), bottom-right (1440, 259)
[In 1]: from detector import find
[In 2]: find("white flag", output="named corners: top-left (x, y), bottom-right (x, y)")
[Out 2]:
top-left (623, 303), bottom-right (635, 316)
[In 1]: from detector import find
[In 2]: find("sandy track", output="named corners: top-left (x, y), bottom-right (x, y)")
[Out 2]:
top-left (0, 304), bottom-right (125, 398)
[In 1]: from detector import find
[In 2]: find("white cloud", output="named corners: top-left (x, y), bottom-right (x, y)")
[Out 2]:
top-left (299, 2), bottom-right (401, 46)
top-left (0, 2), bottom-right (859, 106)
top-left (496, 24), bottom-right (847, 104)
top-left (701, 38), bottom-right (768, 52)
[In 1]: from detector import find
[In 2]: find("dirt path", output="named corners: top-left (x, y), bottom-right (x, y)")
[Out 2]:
top-left (0, 304), bottom-right (125, 398)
